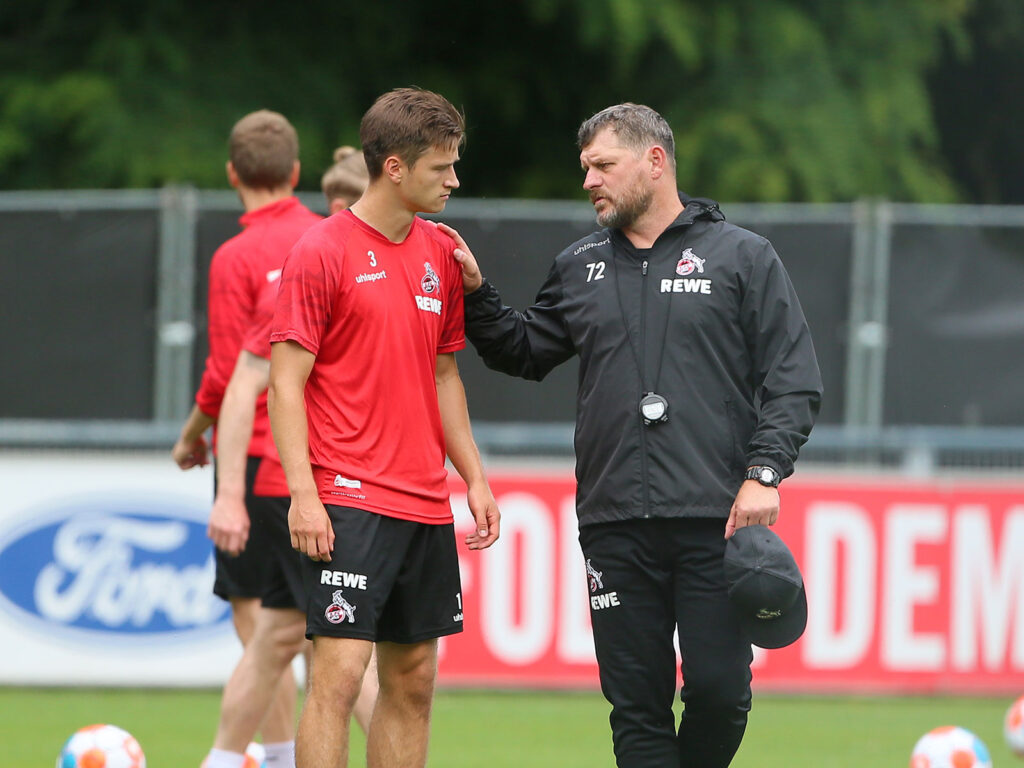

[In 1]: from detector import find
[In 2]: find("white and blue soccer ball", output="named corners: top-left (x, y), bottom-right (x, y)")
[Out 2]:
top-left (1005, 694), bottom-right (1024, 756)
top-left (909, 725), bottom-right (991, 768)
top-left (57, 723), bottom-right (145, 768)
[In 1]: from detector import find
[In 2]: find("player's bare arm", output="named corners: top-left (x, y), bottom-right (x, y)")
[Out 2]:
top-left (172, 403), bottom-right (215, 469)
top-left (208, 351), bottom-right (270, 555)
top-left (725, 481), bottom-right (780, 539)
top-left (268, 339), bottom-right (335, 562)
top-left (435, 352), bottom-right (500, 549)
top-left (435, 222), bottom-right (483, 294)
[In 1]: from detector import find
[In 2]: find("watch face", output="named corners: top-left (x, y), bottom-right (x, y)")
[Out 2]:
top-left (760, 468), bottom-right (774, 484)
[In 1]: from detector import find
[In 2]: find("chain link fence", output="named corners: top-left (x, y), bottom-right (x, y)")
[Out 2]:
top-left (2, 189), bottom-right (1023, 473)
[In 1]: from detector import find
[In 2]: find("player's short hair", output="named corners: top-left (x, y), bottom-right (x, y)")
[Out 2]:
top-left (321, 146), bottom-right (369, 204)
top-left (577, 103), bottom-right (676, 169)
top-left (360, 87), bottom-right (465, 179)
top-left (228, 110), bottom-right (299, 189)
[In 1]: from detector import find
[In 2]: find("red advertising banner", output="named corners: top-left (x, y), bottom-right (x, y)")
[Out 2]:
top-left (439, 473), bottom-right (1024, 694)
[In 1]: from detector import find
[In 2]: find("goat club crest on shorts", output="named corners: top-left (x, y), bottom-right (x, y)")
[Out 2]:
top-left (325, 589), bottom-right (357, 624)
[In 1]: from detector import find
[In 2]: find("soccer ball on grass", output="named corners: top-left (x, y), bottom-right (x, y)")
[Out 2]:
top-left (909, 725), bottom-right (991, 768)
top-left (56, 723), bottom-right (145, 768)
top-left (1005, 694), bottom-right (1024, 756)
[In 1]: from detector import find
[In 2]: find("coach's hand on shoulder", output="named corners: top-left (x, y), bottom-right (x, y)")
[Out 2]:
top-left (435, 221), bottom-right (483, 294)
top-left (208, 493), bottom-right (250, 556)
top-left (289, 491), bottom-right (335, 562)
top-left (464, 481), bottom-right (500, 550)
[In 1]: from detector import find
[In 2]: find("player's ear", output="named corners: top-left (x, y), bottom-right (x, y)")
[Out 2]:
top-left (226, 161), bottom-right (240, 188)
top-left (289, 161), bottom-right (300, 189)
top-left (383, 155), bottom-right (404, 185)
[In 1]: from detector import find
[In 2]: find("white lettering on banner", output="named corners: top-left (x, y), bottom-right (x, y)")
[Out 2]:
top-left (557, 497), bottom-right (596, 663)
top-left (33, 517), bottom-right (222, 627)
top-left (803, 503), bottom-right (876, 668)
top-left (951, 506), bottom-right (1024, 670)
top-left (882, 505), bottom-right (947, 670)
top-left (482, 493), bottom-right (554, 665)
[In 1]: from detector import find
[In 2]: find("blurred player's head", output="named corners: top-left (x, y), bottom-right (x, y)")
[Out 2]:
top-left (360, 88), bottom-right (465, 181)
top-left (227, 110), bottom-right (300, 191)
top-left (577, 103), bottom-right (677, 229)
top-left (321, 146), bottom-right (369, 213)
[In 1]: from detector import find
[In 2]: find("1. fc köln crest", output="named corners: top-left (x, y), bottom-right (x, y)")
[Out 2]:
top-left (676, 248), bottom-right (705, 276)
top-left (421, 262), bottom-right (440, 294)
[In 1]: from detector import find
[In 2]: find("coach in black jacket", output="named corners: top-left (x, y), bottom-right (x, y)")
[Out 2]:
top-left (441, 103), bottom-right (822, 768)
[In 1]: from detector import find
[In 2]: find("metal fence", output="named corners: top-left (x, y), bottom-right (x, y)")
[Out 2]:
top-left (2, 188), bottom-right (1023, 473)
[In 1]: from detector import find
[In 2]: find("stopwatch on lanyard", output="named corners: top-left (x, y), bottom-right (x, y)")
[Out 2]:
top-left (612, 255), bottom-right (674, 427)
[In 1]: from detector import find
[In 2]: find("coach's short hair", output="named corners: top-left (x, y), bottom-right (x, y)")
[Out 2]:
top-left (228, 110), bottom-right (299, 189)
top-left (360, 87), bottom-right (465, 179)
top-left (577, 103), bottom-right (676, 169)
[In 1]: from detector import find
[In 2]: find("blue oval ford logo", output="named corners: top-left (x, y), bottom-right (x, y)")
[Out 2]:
top-left (0, 496), bottom-right (231, 639)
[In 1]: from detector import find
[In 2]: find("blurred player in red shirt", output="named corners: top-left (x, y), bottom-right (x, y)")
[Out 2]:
top-left (170, 110), bottom-right (320, 768)
top-left (269, 88), bottom-right (500, 768)
top-left (199, 148), bottom-right (377, 768)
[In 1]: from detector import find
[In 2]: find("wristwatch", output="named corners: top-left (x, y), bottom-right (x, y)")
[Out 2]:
top-left (745, 465), bottom-right (781, 487)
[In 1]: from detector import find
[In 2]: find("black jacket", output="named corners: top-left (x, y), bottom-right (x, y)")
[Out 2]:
top-left (463, 195), bottom-right (823, 527)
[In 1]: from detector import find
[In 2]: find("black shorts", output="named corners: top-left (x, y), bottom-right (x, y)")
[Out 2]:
top-left (302, 505), bottom-right (463, 643)
top-left (259, 496), bottom-right (306, 610)
top-left (212, 456), bottom-right (271, 601)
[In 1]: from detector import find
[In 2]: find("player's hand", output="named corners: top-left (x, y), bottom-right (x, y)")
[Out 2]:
top-left (208, 494), bottom-right (250, 556)
top-left (725, 481), bottom-right (780, 539)
top-left (464, 482), bottom-right (500, 550)
top-left (435, 222), bottom-right (483, 294)
top-left (289, 492), bottom-right (335, 562)
top-left (172, 435), bottom-right (209, 469)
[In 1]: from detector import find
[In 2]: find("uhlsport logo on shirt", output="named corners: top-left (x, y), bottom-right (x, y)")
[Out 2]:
top-left (0, 499), bottom-right (230, 641)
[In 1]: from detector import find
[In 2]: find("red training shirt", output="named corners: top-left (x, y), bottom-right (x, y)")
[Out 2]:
top-left (194, 196), bottom-right (321, 456)
top-left (270, 211), bottom-right (465, 523)
top-left (242, 276), bottom-right (289, 497)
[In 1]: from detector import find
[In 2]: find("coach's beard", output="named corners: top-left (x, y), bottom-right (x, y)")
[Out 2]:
top-left (592, 185), bottom-right (654, 230)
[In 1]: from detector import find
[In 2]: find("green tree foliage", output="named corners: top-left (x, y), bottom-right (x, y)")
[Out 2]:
top-left (0, 0), bottom-right (981, 201)
top-left (929, 0), bottom-right (1024, 203)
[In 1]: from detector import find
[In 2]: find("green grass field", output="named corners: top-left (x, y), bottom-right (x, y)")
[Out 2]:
top-left (5, 686), bottom-right (1017, 767)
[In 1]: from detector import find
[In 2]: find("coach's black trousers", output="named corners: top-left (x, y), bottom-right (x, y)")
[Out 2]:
top-left (579, 517), bottom-right (753, 768)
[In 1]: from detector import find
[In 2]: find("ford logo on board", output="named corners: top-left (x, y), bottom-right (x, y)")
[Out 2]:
top-left (0, 497), bottom-right (230, 640)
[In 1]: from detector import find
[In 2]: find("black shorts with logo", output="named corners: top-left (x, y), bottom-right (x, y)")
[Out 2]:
top-left (212, 456), bottom-right (271, 601)
top-left (302, 505), bottom-right (463, 643)
top-left (258, 496), bottom-right (306, 610)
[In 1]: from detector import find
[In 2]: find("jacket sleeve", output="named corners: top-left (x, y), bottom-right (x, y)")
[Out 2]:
top-left (740, 241), bottom-right (823, 478)
top-left (462, 261), bottom-right (576, 381)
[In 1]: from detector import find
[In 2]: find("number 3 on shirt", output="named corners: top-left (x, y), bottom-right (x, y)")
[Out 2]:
top-left (368, 250), bottom-right (377, 268)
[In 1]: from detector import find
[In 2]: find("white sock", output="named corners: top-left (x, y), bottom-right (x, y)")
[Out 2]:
top-left (263, 741), bottom-right (296, 768)
top-left (204, 749), bottom-right (247, 768)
